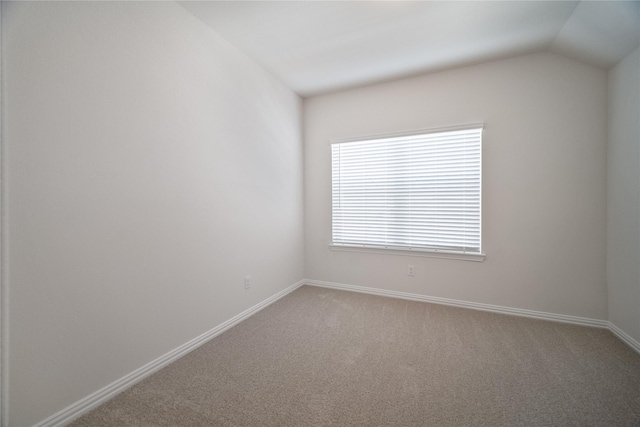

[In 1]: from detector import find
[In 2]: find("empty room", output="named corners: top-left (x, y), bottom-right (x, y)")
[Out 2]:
top-left (2, 0), bottom-right (640, 426)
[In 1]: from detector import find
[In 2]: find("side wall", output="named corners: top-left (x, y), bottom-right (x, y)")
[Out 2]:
top-left (2, 2), bottom-right (303, 425)
top-left (607, 47), bottom-right (640, 344)
top-left (304, 52), bottom-right (608, 320)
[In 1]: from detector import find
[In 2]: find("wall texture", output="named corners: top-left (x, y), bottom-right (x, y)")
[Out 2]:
top-left (607, 47), bottom-right (640, 344)
top-left (304, 52), bottom-right (608, 320)
top-left (2, 2), bottom-right (303, 425)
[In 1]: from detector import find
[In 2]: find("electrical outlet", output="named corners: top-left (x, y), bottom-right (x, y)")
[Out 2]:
top-left (244, 275), bottom-right (252, 289)
top-left (408, 265), bottom-right (415, 277)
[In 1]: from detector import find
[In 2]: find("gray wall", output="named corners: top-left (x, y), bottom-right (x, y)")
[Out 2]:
top-left (304, 52), bottom-right (608, 320)
top-left (2, 2), bottom-right (634, 424)
top-left (607, 47), bottom-right (640, 343)
top-left (2, 2), bottom-right (303, 425)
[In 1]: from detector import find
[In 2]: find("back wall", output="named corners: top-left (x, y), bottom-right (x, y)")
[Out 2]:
top-left (304, 52), bottom-right (607, 320)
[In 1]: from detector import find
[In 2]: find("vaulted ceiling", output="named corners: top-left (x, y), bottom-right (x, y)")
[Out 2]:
top-left (179, 1), bottom-right (640, 97)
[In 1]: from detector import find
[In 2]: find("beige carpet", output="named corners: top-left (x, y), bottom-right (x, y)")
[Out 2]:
top-left (71, 285), bottom-right (640, 426)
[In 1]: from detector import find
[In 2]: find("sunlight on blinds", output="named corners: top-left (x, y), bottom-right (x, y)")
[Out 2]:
top-left (332, 127), bottom-right (482, 254)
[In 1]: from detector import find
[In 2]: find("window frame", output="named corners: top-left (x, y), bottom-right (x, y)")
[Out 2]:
top-left (329, 123), bottom-right (485, 262)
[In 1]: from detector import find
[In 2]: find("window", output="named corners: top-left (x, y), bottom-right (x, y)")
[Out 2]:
top-left (331, 125), bottom-right (483, 260)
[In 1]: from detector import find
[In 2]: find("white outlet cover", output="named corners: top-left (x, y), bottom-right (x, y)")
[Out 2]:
top-left (408, 265), bottom-right (415, 276)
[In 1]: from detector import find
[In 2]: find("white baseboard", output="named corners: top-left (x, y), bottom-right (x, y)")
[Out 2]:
top-left (306, 280), bottom-right (640, 355)
top-left (609, 322), bottom-right (640, 355)
top-left (29, 278), bottom-right (640, 427)
top-left (33, 280), bottom-right (305, 427)
top-left (305, 279), bottom-right (609, 329)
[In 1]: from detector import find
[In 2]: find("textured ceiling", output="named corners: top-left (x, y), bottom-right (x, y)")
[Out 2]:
top-left (180, 1), bottom-right (640, 97)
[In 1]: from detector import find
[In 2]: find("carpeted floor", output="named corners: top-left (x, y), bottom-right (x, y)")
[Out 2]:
top-left (71, 285), bottom-right (640, 426)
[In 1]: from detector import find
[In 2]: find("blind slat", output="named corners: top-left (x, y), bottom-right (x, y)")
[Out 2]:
top-left (332, 127), bottom-right (482, 253)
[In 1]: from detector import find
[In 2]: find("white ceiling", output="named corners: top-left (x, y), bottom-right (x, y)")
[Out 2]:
top-left (179, 1), bottom-right (640, 97)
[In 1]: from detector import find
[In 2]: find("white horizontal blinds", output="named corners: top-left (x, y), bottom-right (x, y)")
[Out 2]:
top-left (332, 127), bottom-right (482, 253)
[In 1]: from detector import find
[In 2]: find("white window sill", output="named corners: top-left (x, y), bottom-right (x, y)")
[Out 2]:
top-left (329, 244), bottom-right (485, 262)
